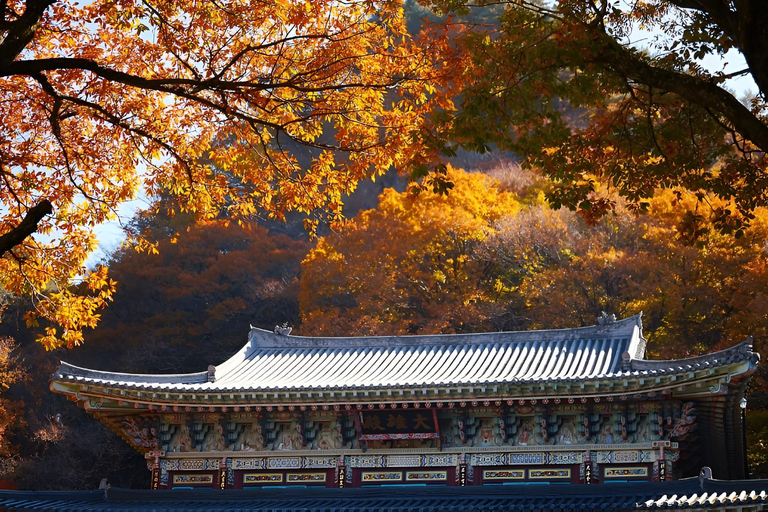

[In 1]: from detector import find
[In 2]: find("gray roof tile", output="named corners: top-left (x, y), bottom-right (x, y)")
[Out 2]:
top-left (52, 314), bottom-right (757, 394)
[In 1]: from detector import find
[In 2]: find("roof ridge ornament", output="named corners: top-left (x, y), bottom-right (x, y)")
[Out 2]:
top-left (274, 323), bottom-right (292, 336)
top-left (620, 351), bottom-right (632, 371)
top-left (699, 466), bottom-right (713, 490)
top-left (207, 365), bottom-right (216, 383)
top-left (597, 311), bottom-right (617, 325)
top-left (250, 314), bottom-right (645, 349)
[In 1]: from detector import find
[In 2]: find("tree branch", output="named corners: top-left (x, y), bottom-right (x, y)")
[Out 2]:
top-left (594, 32), bottom-right (768, 153)
top-left (664, 0), bottom-right (768, 98)
top-left (0, 199), bottom-right (53, 256)
top-left (0, 0), bottom-right (55, 66)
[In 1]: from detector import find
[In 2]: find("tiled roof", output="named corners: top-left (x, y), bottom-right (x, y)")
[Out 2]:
top-left (637, 475), bottom-right (768, 509)
top-left (1, 476), bottom-right (766, 511)
top-left (52, 314), bottom-right (757, 394)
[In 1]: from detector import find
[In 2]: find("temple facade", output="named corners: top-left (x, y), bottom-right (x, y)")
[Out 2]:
top-left (51, 314), bottom-right (759, 490)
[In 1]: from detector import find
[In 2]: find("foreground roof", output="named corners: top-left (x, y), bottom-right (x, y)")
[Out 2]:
top-left (51, 314), bottom-right (759, 407)
top-left (1, 476), bottom-right (766, 511)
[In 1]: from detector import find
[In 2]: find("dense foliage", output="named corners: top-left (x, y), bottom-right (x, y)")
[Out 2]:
top-left (418, 0), bottom-right (768, 234)
top-left (0, 0), bottom-right (446, 349)
top-left (301, 166), bottom-right (768, 374)
top-left (69, 219), bottom-right (309, 373)
top-left (301, 166), bottom-right (520, 335)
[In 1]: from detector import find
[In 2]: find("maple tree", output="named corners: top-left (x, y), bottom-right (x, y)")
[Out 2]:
top-left (419, 0), bottom-right (768, 232)
top-left (0, 336), bottom-right (25, 458)
top-left (300, 165), bottom-right (519, 335)
top-left (299, 166), bottom-right (519, 335)
top-left (0, 0), bottom-right (446, 349)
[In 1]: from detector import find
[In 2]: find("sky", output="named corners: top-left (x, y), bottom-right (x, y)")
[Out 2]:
top-left (86, 196), bottom-right (149, 268)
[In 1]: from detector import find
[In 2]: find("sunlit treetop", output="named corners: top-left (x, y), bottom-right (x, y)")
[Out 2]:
top-left (300, 165), bottom-right (520, 336)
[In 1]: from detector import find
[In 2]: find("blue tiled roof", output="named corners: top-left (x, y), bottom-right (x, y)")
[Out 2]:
top-left (1, 477), bottom-right (766, 511)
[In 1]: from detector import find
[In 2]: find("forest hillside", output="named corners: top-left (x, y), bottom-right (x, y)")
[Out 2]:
top-left (2, 0), bottom-right (768, 491)
top-left (1, 161), bottom-right (766, 489)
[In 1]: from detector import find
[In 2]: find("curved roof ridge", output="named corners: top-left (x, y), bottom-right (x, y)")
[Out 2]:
top-left (630, 338), bottom-right (758, 370)
top-left (53, 361), bottom-right (209, 384)
top-left (213, 325), bottom-right (261, 377)
top-left (51, 314), bottom-right (663, 391)
top-left (249, 313), bottom-right (644, 350)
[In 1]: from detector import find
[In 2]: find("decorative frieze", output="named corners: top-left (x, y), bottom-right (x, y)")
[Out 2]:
top-left (466, 450), bottom-right (662, 467)
top-left (548, 452), bottom-right (582, 465)
top-left (471, 453), bottom-right (505, 466)
top-left (163, 459), bottom-right (219, 471)
top-left (596, 451), bottom-right (613, 464)
top-left (286, 473), bottom-right (326, 483)
top-left (529, 468), bottom-right (571, 479)
top-left (405, 470), bottom-right (447, 482)
top-left (267, 457), bottom-right (301, 469)
top-left (346, 454), bottom-right (459, 468)
top-left (613, 451), bottom-right (640, 463)
top-left (361, 471), bottom-right (402, 483)
top-left (172, 474), bottom-right (213, 485)
top-left (385, 455), bottom-right (421, 467)
top-left (231, 458), bottom-right (263, 470)
top-left (108, 400), bottom-right (695, 458)
top-left (605, 467), bottom-right (648, 478)
top-left (483, 469), bottom-right (524, 480)
top-left (227, 455), bottom-right (337, 471)
top-left (506, 453), bottom-right (545, 465)
top-left (348, 455), bottom-right (384, 468)
top-left (244, 473), bottom-right (282, 484)
top-left (424, 454), bottom-right (458, 466)
top-left (303, 456), bottom-right (338, 469)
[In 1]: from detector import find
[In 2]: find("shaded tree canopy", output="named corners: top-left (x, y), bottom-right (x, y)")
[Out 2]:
top-left (419, 0), bottom-right (768, 232)
top-left (0, 0), bottom-right (446, 348)
top-left (68, 218), bottom-right (308, 373)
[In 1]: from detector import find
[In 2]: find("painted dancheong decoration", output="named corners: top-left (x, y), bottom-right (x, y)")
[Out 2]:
top-left (50, 313), bottom-right (758, 489)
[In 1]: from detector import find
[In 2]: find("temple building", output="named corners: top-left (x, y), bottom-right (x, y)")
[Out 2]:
top-left (50, 314), bottom-right (759, 490)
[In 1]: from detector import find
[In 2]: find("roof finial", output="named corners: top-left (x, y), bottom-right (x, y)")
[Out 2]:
top-left (699, 466), bottom-right (713, 489)
top-left (274, 323), bottom-right (292, 336)
top-left (99, 477), bottom-right (111, 500)
top-left (597, 311), bottom-right (616, 325)
top-left (207, 365), bottom-right (216, 383)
